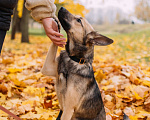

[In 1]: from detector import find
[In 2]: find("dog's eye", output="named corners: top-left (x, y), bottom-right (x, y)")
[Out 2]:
top-left (76, 18), bottom-right (81, 23)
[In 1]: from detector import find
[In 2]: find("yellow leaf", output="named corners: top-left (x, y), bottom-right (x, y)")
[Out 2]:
top-left (48, 92), bottom-right (56, 98)
top-left (0, 117), bottom-right (8, 120)
top-left (133, 91), bottom-right (143, 100)
top-left (7, 73), bottom-right (16, 80)
top-left (17, 0), bottom-right (24, 18)
top-left (8, 68), bottom-right (23, 73)
top-left (20, 112), bottom-right (42, 119)
top-left (12, 79), bottom-right (26, 88)
top-left (101, 86), bottom-right (108, 91)
top-left (40, 87), bottom-right (45, 93)
top-left (142, 80), bottom-right (150, 87)
top-left (52, 100), bottom-right (59, 106)
top-left (35, 107), bottom-right (47, 114)
top-left (129, 116), bottom-right (138, 120)
top-left (0, 93), bottom-right (7, 101)
top-left (56, 0), bottom-right (88, 17)
top-left (35, 72), bottom-right (43, 80)
top-left (101, 80), bottom-right (112, 86)
top-left (0, 72), bottom-right (7, 80)
top-left (2, 57), bottom-right (14, 64)
top-left (130, 110), bottom-right (150, 119)
top-left (23, 86), bottom-right (45, 97)
top-left (95, 69), bottom-right (106, 83)
top-left (102, 85), bottom-right (115, 91)
top-left (116, 94), bottom-right (130, 99)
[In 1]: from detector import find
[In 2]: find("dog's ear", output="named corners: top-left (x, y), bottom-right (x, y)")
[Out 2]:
top-left (86, 31), bottom-right (113, 46)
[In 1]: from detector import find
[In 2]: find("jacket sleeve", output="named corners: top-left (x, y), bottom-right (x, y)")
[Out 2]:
top-left (25, 0), bottom-right (56, 22)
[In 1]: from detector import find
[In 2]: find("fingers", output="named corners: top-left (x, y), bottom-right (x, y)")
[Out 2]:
top-left (53, 40), bottom-right (66, 47)
top-left (42, 17), bottom-right (66, 47)
top-left (51, 31), bottom-right (64, 37)
top-left (46, 30), bottom-right (66, 48)
top-left (48, 35), bottom-right (66, 41)
top-left (48, 35), bottom-right (66, 48)
top-left (54, 42), bottom-right (66, 48)
top-left (46, 28), bottom-right (64, 38)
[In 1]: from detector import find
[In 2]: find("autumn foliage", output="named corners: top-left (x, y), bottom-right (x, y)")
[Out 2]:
top-left (135, 0), bottom-right (150, 21)
top-left (1, 0), bottom-right (149, 119)
top-left (55, 0), bottom-right (88, 17)
top-left (17, 0), bottom-right (88, 18)
top-left (17, 0), bottom-right (24, 18)
top-left (0, 25), bottom-right (150, 120)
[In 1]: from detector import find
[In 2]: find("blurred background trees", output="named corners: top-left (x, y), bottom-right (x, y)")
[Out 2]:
top-left (81, 0), bottom-right (150, 24)
top-left (55, 0), bottom-right (88, 17)
top-left (135, 0), bottom-right (150, 22)
top-left (10, 0), bottom-right (150, 43)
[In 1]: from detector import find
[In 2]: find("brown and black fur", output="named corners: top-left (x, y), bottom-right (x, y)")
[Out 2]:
top-left (41, 7), bottom-right (113, 120)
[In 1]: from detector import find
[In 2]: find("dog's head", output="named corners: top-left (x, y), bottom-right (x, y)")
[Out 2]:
top-left (58, 7), bottom-right (113, 58)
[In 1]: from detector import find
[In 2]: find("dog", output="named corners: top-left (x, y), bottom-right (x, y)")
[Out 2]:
top-left (41, 7), bottom-right (113, 120)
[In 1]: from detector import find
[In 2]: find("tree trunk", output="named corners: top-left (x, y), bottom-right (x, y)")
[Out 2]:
top-left (11, 6), bottom-right (21, 40)
top-left (11, 1), bottom-right (29, 43)
top-left (21, 1), bottom-right (29, 43)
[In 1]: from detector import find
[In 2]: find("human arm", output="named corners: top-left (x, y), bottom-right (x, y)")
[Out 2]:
top-left (25, 0), bottom-right (66, 47)
top-left (25, 0), bottom-right (56, 22)
top-left (42, 18), bottom-right (66, 47)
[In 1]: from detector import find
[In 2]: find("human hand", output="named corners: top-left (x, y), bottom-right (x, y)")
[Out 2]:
top-left (42, 18), bottom-right (66, 47)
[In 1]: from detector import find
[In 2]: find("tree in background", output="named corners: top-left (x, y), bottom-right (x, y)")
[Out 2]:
top-left (11, 0), bottom-right (29, 43)
top-left (55, 0), bottom-right (88, 17)
top-left (135, 0), bottom-right (150, 22)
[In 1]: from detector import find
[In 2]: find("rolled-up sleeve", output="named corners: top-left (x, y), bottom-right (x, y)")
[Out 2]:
top-left (25, 0), bottom-right (56, 22)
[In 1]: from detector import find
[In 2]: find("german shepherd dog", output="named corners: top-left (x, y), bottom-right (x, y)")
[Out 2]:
top-left (41, 7), bottom-right (113, 120)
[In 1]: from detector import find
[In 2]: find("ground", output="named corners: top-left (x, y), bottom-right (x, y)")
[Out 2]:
top-left (0, 24), bottom-right (150, 120)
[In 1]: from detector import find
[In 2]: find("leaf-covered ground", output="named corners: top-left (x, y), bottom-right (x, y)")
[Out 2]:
top-left (0, 27), bottom-right (150, 120)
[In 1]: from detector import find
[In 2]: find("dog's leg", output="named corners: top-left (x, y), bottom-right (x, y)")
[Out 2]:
top-left (98, 106), bottom-right (106, 120)
top-left (61, 85), bottom-right (79, 120)
top-left (41, 43), bottom-right (58, 76)
top-left (61, 108), bottom-right (74, 120)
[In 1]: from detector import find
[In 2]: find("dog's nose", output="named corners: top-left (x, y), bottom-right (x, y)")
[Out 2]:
top-left (60, 7), bottom-right (66, 11)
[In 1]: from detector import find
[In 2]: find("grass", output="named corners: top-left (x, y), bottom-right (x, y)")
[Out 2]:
top-left (93, 24), bottom-right (150, 66)
top-left (93, 23), bottom-right (150, 35)
top-left (6, 24), bottom-right (150, 66)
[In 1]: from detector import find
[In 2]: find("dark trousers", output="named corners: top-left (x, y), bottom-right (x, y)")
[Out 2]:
top-left (0, 30), bottom-right (6, 54)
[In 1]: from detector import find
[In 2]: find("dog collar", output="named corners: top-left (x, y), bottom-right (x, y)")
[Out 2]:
top-left (69, 56), bottom-right (86, 64)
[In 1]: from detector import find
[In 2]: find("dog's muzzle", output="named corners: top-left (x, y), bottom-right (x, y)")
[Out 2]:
top-left (58, 7), bottom-right (73, 31)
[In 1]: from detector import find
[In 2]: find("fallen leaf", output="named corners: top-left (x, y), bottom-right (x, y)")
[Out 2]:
top-left (0, 84), bottom-right (8, 94)
top-left (8, 67), bottom-right (23, 73)
top-left (95, 69), bottom-right (106, 83)
top-left (43, 99), bottom-right (53, 109)
top-left (2, 57), bottom-right (14, 64)
top-left (20, 111), bottom-right (42, 119)
top-left (124, 107), bottom-right (135, 116)
top-left (144, 96), bottom-right (150, 112)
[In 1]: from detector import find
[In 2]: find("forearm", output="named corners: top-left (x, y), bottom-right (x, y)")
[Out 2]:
top-left (25, 0), bottom-right (56, 22)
